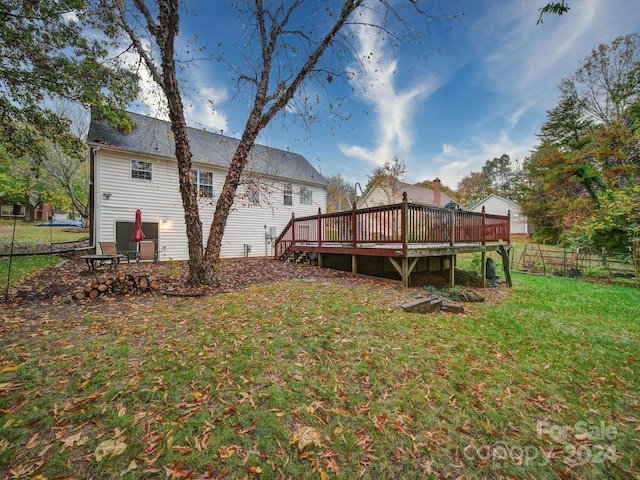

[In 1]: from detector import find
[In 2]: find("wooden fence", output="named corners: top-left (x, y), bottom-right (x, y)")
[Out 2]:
top-left (511, 244), bottom-right (636, 278)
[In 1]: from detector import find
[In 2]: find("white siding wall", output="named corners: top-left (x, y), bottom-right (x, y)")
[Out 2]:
top-left (469, 196), bottom-right (528, 235)
top-left (95, 148), bottom-right (326, 260)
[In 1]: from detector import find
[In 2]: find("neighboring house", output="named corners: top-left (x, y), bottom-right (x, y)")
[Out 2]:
top-left (0, 202), bottom-right (26, 219)
top-left (87, 111), bottom-right (328, 260)
top-left (468, 194), bottom-right (529, 236)
top-left (0, 202), bottom-right (52, 221)
top-left (356, 177), bottom-right (454, 209)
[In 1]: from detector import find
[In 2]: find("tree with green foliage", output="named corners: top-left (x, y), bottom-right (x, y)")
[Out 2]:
top-left (456, 154), bottom-right (519, 206)
top-left (537, 1), bottom-right (570, 24)
top-left (575, 185), bottom-right (640, 279)
top-left (0, 1), bottom-right (138, 222)
top-left (520, 34), bottom-right (640, 243)
top-left (0, 0), bottom-right (138, 159)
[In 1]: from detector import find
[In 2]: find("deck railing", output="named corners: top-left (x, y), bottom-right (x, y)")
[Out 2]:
top-left (275, 195), bottom-right (511, 260)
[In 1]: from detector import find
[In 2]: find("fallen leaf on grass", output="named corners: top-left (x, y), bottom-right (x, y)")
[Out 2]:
top-left (291, 426), bottom-right (323, 450)
top-left (171, 445), bottom-right (193, 455)
top-left (94, 438), bottom-right (127, 461)
top-left (218, 445), bottom-right (239, 459)
top-left (61, 431), bottom-right (89, 449)
top-left (120, 459), bottom-right (138, 476)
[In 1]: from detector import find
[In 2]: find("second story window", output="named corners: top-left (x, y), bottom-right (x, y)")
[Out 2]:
top-left (131, 160), bottom-right (152, 180)
top-left (300, 186), bottom-right (312, 205)
top-left (283, 183), bottom-right (293, 206)
top-left (193, 169), bottom-right (213, 198)
top-left (246, 181), bottom-right (260, 206)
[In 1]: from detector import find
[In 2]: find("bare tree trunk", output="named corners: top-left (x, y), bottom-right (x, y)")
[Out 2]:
top-left (204, 128), bottom-right (261, 264)
top-left (155, 0), bottom-right (213, 285)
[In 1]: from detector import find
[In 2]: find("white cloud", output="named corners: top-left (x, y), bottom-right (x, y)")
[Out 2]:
top-left (411, 128), bottom-right (534, 190)
top-left (338, 6), bottom-right (439, 167)
top-left (114, 37), bottom-right (228, 133)
top-left (183, 79), bottom-right (229, 133)
top-left (406, 0), bottom-right (640, 190)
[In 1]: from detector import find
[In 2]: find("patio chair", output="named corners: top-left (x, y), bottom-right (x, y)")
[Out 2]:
top-left (137, 240), bottom-right (157, 262)
top-left (99, 241), bottom-right (130, 263)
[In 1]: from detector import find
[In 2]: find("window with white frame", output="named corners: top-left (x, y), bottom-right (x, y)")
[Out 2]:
top-left (246, 181), bottom-right (260, 206)
top-left (131, 160), bottom-right (152, 180)
top-left (1, 204), bottom-right (25, 216)
top-left (193, 169), bottom-right (214, 198)
top-left (300, 186), bottom-right (312, 205)
top-left (283, 183), bottom-right (293, 206)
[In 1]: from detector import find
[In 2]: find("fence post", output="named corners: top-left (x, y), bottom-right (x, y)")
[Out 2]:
top-left (601, 248), bottom-right (606, 267)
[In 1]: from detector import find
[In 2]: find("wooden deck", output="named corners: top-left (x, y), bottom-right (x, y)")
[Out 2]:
top-left (275, 196), bottom-right (512, 287)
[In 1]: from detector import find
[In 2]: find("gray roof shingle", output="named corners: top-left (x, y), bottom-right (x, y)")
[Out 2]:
top-left (87, 111), bottom-right (328, 187)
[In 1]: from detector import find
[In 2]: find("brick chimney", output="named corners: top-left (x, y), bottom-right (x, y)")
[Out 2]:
top-left (433, 177), bottom-right (442, 207)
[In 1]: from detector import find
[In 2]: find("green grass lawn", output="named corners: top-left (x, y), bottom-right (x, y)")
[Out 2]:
top-left (0, 255), bottom-right (64, 286)
top-left (0, 220), bottom-right (87, 285)
top-left (0, 273), bottom-right (638, 479)
top-left (0, 220), bottom-right (87, 252)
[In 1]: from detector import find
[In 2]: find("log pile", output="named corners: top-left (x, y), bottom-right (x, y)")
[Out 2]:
top-left (73, 273), bottom-right (159, 300)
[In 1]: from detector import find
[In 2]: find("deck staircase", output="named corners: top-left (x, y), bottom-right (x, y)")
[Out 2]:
top-left (284, 251), bottom-right (312, 264)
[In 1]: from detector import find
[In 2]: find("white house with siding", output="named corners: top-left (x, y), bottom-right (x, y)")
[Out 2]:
top-left (468, 194), bottom-right (529, 236)
top-left (356, 178), bottom-right (454, 209)
top-left (87, 111), bottom-right (328, 261)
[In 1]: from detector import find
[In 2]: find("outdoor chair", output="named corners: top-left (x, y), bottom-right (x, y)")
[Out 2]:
top-left (137, 240), bottom-right (157, 262)
top-left (99, 241), bottom-right (130, 263)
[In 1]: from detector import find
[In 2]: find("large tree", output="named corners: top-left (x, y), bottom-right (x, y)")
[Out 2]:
top-left (521, 34), bottom-right (640, 243)
top-left (0, 0), bottom-right (138, 159)
top-left (456, 154), bottom-right (519, 205)
top-left (325, 174), bottom-right (356, 213)
top-left (96, 0), bottom-right (435, 286)
top-left (0, 0), bottom-right (138, 224)
top-left (365, 156), bottom-right (408, 205)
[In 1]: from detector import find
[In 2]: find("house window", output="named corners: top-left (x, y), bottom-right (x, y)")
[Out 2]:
top-left (1, 204), bottom-right (25, 216)
top-left (131, 160), bottom-right (152, 180)
top-left (193, 170), bottom-right (213, 198)
top-left (283, 184), bottom-right (293, 206)
top-left (300, 186), bottom-right (312, 205)
top-left (246, 182), bottom-right (260, 206)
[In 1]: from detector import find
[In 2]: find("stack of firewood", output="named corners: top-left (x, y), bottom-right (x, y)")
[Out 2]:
top-left (73, 273), bottom-right (159, 300)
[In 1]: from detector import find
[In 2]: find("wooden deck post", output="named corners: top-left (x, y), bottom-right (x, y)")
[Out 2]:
top-left (449, 255), bottom-right (455, 286)
top-left (290, 212), bottom-right (295, 261)
top-left (351, 203), bottom-right (357, 248)
top-left (449, 208), bottom-right (455, 247)
top-left (481, 250), bottom-right (486, 287)
top-left (401, 192), bottom-right (408, 257)
top-left (481, 206), bottom-right (486, 246)
top-left (507, 209), bottom-right (511, 244)
top-left (317, 208), bottom-right (322, 247)
top-left (402, 257), bottom-right (408, 288)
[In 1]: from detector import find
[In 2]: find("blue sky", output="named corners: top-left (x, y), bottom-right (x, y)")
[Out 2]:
top-left (129, 0), bottom-right (640, 191)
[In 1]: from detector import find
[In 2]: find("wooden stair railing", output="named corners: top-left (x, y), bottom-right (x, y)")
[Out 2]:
top-left (274, 217), bottom-right (295, 260)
